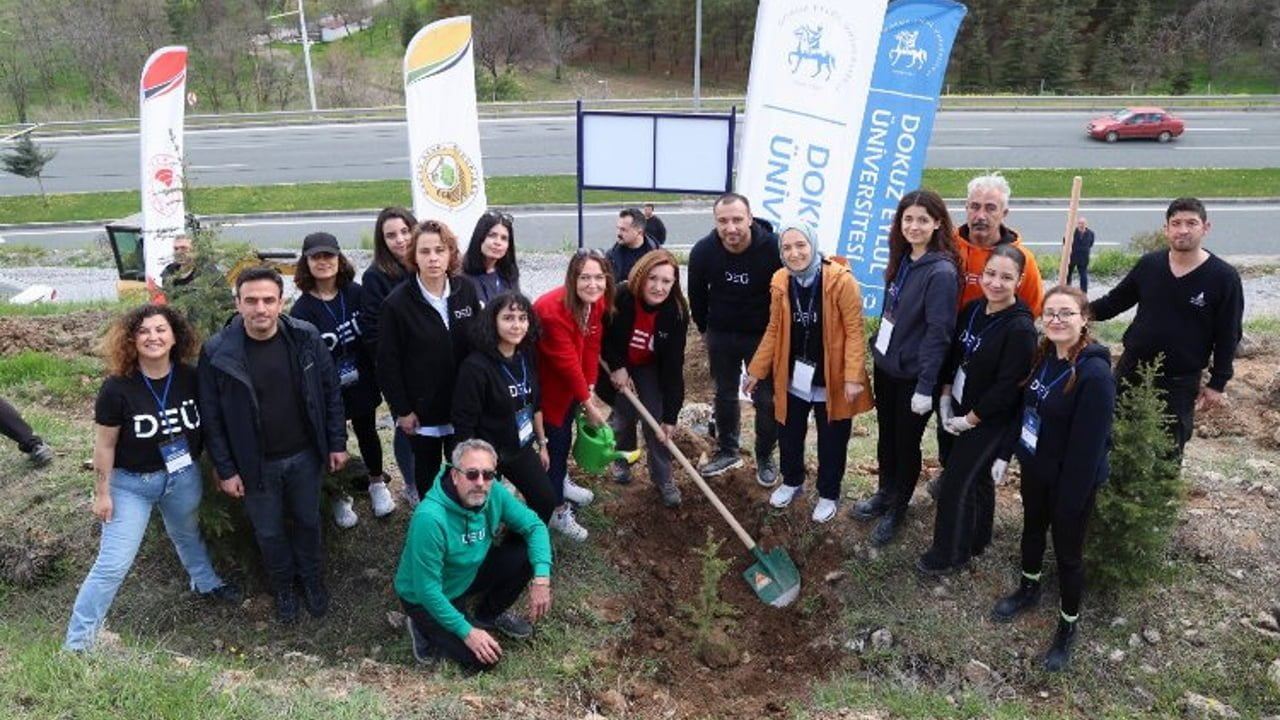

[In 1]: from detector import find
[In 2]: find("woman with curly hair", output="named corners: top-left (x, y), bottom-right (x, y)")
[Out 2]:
top-left (65, 304), bottom-right (241, 651)
top-left (461, 211), bottom-right (521, 306)
top-left (378, 219), bottom-right (483, 499)
top-left (451, 291), bottom-right (555, 521)
top-left (292, 232), bottom-right (394, 528)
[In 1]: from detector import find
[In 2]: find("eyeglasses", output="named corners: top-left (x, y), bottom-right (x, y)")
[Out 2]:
top-left (485, 210), bottom-right (514, 224)
top-left (1041, 310), bottom-right (1080, 322)
top-left (454, 466), bottom-right (498, 482)
top-left (574, 247), bottom-right (606, 258)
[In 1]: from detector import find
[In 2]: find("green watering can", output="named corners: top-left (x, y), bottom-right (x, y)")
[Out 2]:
top-left (571, 412), bottom-right (641, 474)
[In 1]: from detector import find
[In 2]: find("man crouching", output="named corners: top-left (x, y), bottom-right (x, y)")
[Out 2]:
top-left (395, 438), bottom-right (552, 670)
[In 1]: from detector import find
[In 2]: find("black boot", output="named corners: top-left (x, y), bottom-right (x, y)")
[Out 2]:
top-left (991, 575), bottom-right (1041, 622)
top-left (870, 509), bottom-right (905, 547)
top-left (850, 491), bottom-right (890, 520)
top-left (1043, 617), bottom-right (1078, 672)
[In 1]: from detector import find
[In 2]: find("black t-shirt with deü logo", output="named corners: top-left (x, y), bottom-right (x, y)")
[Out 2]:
top-left (94, 364), bottom-right (203, 473)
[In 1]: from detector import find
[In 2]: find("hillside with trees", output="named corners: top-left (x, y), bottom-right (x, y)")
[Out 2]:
top-left (0, 0), bottom-right (1275, 123)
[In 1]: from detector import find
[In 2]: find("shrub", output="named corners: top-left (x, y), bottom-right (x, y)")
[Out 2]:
top-left (1088, 249), bottom-right (1139, 278)
top-left (1085, 357), bottom-right (1184, 590)
top-left (1128, 227), bottom-right (1167, 253)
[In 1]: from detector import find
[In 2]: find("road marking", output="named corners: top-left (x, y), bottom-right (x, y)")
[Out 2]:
top-left (1184, 127), bottom-right (1250, 132)
top-left (0, 228), bottom-right (100, 237)
top-left (1024, 241), bottom-right (1120, 248)
top-left (1176, 146), bottom-right (1280, 150)
top-left (934, 128), bottom-right (992, 132)
top-left (929, 145), bottom-right (1012, 150)
top-left (189, 163), bottom-right (248, 169)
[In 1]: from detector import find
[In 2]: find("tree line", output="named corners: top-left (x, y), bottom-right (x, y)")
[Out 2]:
top-left (0, 0), bottom-right (1274, 123)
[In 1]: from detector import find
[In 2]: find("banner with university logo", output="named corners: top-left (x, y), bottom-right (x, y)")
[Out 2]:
top-left (838, 0), bottom-right (968, 314)
top-left (737, 0), bottom-right (889, 255)
top-left (139, 45), bottom-right (188, 290)
top-left (403, 16), bottom-right (487, 236)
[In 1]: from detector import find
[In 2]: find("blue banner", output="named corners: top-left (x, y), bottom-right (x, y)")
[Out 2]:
top-left (836, 0), bottom-right (967, 314)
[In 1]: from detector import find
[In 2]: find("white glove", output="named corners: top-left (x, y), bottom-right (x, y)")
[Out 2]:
top-left (944, 415), bottom-right (975, 435)
top-left (938, 392), bottom-right (955, 426)
top-left (910, 392), bottom-right (932, 415)
top-left (991, 459), bottom-right (1009, 483)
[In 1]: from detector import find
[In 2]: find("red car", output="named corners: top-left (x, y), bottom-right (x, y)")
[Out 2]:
top-left (1086, 106), bottom-right (1185, 143)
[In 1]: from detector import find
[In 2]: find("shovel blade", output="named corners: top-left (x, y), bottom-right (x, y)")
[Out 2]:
top-left (741, 546), bottom-right (801, 608)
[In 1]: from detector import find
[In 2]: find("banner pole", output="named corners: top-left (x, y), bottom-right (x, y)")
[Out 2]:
top-left (1057, 175), bottom-right (1083, 285)
top-left (576, 99), bottom-right (584, 250)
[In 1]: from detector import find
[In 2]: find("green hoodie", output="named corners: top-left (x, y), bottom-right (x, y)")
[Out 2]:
top-left (394, 470), bottom-right (553, 639)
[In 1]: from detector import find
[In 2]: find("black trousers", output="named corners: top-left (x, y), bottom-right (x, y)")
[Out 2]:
top-left (873, 365), bottom-right (932, 515)
top-left (1067, 256), bottom-right (1090, 292)
top-left (0, 396), bottom-right (39, 451)
top-left (1019, 460), bottom-right (1096, 617)
top-left (705, 329), bottom-right (777, 461)
top-left (499, 444), bottom-right (556, 523)
top-left (926, 422), bottom-right (1003, 565)
top-left (411, 433), bottom-right (457, 498)
top-left (401, 536), bottom-right (532, 672)
top-left (244, 449), bottom-right (324, 592)
top-left (1116, 354), bottom-right (1199, 459)
top-left (346, 411), bottom-right (384, 486)
top-left (778, 393), bottom-right (852, 500)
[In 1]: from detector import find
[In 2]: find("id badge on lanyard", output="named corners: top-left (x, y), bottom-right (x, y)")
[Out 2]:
top-left (515, 405), bottom-right (535, 447)
top-left (874, 317), bottom-right (895, 355)
top-left (1019, 407), bottom-right (1040, 454)
top-left (952, 367), bottom-right (967, 404)
top-left (337, 358), bottom-right (359, 387)
top-left (790, 359), bottom-right (816, 400)
top-left (160, 436), bottom-right (194, 474)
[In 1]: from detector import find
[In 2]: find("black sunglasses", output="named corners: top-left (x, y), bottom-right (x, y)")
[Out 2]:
top-left (454, 466), bottom-right (498, 482)
top-left (486, 210), bottom-right (514, 224)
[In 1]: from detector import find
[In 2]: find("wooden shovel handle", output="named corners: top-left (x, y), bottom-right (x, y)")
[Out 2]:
top-left (601, 360), bottom-right (759, 552)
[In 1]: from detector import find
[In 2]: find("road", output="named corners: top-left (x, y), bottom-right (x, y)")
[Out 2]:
top-left (4, 201), bottom-right (1276, 256)
top-left (3, 110), bottom-right (1278, 196)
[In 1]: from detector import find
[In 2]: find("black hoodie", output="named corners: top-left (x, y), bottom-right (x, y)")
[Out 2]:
top-left (940, 298), bottom-right (1037, 427)
top-left (1012, 342), bottom-right (1116, 514)
top-left (451, 347), bottom-right (542, 458)
top-left (687, 218), bottom-right (780, 335)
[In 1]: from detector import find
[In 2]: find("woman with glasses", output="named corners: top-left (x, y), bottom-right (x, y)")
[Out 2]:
top-left (851, 189), bottom-right (960, 547)
top-left (462, 211), bottom-right (520, 306)
top-left (377, 220), bottom-right (483, 500)
top-left (991, 285), bottom-right (1115, 673)
top-left (452, 291), bottom-right (555, 522)
top-left (597, 249), bottom-right (689, 508)
top-left (743, 222), bottom-right (873, 523)
top-left (362, 207), bottom-right (419, 506)
top-left (291, 232), bottom-right (394, 528)
top-left (65, 304), bottom-right (241, 651)
top-left (916, 244), bottom-right (1036, 575)
top-left (533, 248), bottom-right (615, 541)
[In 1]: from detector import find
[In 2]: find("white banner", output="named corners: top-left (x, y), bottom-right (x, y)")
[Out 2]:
top-left (737, 0), bottom-right (889, 256)
top-left (403, 16), bottom-right (487, 238)
top-left (139, 45), bottom-right (188, 290)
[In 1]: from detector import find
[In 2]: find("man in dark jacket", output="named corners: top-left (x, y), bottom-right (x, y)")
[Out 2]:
top-left (199, 266), bottom-right (348, 624)
top-left (687, 192), bottom-right (782, 484)
top-left (605, 208), bottom-right (658, 284)
top-left (1067, 217), bottom-right (1095, 292)
top-left (642, 203), bottom-right (667, 246)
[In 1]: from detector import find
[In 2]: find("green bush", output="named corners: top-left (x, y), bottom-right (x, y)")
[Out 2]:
top-left (1085, 357), bottom-right (1184, 590)
top-left (1128, 227), bottom-right (1167, 253)
top-left (475, 71), bottom-right (524, 102)
top-left (1088, 249), bottom-right (1139, 278)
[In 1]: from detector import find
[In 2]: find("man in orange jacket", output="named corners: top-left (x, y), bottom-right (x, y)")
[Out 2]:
top-left (953, 173), bottom-right (1044, 316)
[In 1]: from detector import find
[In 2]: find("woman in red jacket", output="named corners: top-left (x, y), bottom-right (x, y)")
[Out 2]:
top-left (534, 249), bottom-right (615, 541)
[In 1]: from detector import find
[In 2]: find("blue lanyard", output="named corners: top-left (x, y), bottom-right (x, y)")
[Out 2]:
top-left (319, 291), bottom-right (347, 328)
top-left (1030, 359), bottom-right (1072, 408)
top-left (140, 366), bottom-right (175, 418)
top-left (497, 352), bottom-right (529, 404)
top-left (961, 304), bottom-right (1009, 361)
top-left (886, 259), bottom-right (914, 314)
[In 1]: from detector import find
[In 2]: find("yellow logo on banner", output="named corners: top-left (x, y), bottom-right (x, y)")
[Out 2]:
top-left (405, 18), bottom-right (472, 86)
top-left (416, 143), bottom-right (479, 209)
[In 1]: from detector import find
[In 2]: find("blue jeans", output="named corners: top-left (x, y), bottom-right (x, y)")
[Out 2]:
top-left (545, 403), bottom-right (578, 506)
top-left (393, 427), bottom-right (415, 487)
top-left (64, 464), bottom-right (223, 650)
top-left (245, 450), bottom-right (324, 592)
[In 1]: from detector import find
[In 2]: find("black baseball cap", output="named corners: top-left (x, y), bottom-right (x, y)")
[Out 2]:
top-left (302, 232), bottom-right (340, 256)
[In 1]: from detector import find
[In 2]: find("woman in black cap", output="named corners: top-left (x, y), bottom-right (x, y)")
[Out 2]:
top-left (291, 232), bottom-right (394, 527)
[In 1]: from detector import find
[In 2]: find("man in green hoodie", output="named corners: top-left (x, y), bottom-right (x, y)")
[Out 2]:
top-left (395, 438), bottom-right (553, 670)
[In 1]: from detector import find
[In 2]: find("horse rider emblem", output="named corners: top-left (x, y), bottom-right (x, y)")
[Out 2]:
top-left (888, 30), bottom-right (928, 70)
top-left (789, 25), bottom-right (835, 79)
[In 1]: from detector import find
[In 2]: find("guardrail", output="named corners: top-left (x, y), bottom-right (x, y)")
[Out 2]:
top-left (2, 94), bottom-right (1276, 138)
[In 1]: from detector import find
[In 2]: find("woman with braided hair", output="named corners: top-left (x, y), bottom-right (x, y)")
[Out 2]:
top-left (990, 285), bottom-right (1116, 673)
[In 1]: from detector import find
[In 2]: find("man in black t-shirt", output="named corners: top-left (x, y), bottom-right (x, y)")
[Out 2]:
top-left (1090, 197), bottom-right (1244, 458)
top-left (605, 208), bottom-right (658, 284)
top-left (198, 266), bottom-right (348, 623)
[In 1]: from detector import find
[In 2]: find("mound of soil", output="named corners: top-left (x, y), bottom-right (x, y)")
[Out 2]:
top-left (0, 310), bottom-right (113, 358)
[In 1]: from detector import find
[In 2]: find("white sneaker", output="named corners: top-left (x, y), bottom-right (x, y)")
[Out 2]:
top-left (368, 479), bottom-right (396, 517)
top-left (812, 498), bottom-right (838, 524)
top-left (333, 496), bottom-right (359, 529)
top-left (769, 483), bottom-right (803, 509)
top-left (563, 473), bottom-right (595, 507)
top-left (401, 479), bottom-right (420, 509)
top-left (549, 505), bottom-right (589, 542)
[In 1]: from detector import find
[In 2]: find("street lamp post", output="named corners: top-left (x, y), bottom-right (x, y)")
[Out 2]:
top-left (693, 0), bottom-right (702, 111)
top-left (269, 0), bottom-right (318, 111)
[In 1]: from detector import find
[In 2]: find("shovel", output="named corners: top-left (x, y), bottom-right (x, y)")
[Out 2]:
top-left (601, 360), bottom-right (801, 608)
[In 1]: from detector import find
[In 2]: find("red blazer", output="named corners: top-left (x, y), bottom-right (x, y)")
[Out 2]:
top-left (534, 285), bottom-right (603, 424)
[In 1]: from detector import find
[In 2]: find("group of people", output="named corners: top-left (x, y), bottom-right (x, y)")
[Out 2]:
top-left (58, 178), bottom-right (1242, 676)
